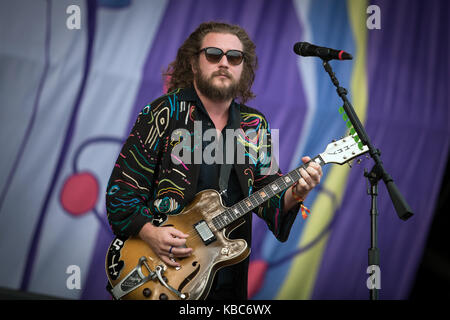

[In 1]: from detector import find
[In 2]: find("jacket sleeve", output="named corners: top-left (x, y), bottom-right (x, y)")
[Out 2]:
top-left (106, 102), bottom-right (166, 238)
top-left (251, 118), bottom-right (301, 242)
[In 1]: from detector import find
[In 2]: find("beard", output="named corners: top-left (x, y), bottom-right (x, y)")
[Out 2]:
top-left (194, 67), bottom-right (241, 103)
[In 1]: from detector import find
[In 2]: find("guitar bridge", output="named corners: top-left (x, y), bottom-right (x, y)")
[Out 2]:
top-left (155, 265), bottom-right (186, 299)
top-left (193, 220), bottom-right (216, 245)
top-left (110, 256), bottom-right (156, 300)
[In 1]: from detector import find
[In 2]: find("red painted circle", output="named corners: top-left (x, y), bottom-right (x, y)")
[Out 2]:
top-left (247, 260), bottom-right (269, 298)
top-left (60, 172), bottom-right (99, 216)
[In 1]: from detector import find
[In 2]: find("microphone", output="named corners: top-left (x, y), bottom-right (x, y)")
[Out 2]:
top-left (293, 42), bottom-right (353, 61)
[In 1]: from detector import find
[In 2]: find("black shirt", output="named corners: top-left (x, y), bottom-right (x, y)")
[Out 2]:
top-left (191, 90), bottom-right (251, 300)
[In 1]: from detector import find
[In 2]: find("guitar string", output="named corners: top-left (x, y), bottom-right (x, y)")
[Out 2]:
top-left (127, 162), bottom-right (325, 267)
top-left (164, 169), bottom-right (304, 242)
top-left (155, 165), bottom-right (310, 256)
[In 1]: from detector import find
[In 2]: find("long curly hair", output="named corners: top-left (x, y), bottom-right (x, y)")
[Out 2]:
top-left (164, 21), bottom-right (258, 104)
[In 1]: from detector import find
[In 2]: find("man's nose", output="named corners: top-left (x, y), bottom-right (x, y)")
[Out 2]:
top-left (217, 54), bottom-right (230, 68)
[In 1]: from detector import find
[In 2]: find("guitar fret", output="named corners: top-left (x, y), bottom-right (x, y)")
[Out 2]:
top-left (265, 186), bottom-right (274, 198)
top-left (282, 174), bottom-right (293, 186)
top-left (216, 216), bottom-right (223, 229)
top-left (250, 194), bottom-right (259, 207)
top-left (270, 183), bottom-right (278, 194)
top-left (244, 198), bottom-right (252, 210)
top-left (235, 205), bottom-right (241, 219)
top-left (211, 153), bottom-right (334, 231)
top-left (280, 177), bottom-right (287, 188)
top-left (276, 180), bottom-right (285, 192)
top-left (237, 207), bottom-right (243, 219)
top-left (215, 217), bottom-right (223, 230)
top-left (252, 192), bottom-right (261, 206)
top-left (254, 190), bottom-right (263, 204)
top-left (257, 189), bottom-right (268, 203)
top-left (224, 211), bottom-right (231, 224)
top-left (213, 217), bottom-right (221, 230)
top-left (220, 214), bottom-right (226, 227)
top-left (290, 168), bottom-right (301, 182)
top-left (215, 157), bottom-right (328, 230)
top-left (227, 208), bottom-right (235, 220)
top-left (232, 206), bottom-right (239, 219)
top-left (238, 202), bottom-right (245, 214)
top-left (239, 202), bottom-right (245, 215)
top-left (220, 172), bottom-right (296, 229)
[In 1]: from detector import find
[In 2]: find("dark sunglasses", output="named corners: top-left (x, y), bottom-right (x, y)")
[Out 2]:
top-left (198, 47), bottom-right (245, 66)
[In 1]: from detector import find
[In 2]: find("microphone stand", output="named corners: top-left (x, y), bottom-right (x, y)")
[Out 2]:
top-left (320, 59), bottom-right (414, 300)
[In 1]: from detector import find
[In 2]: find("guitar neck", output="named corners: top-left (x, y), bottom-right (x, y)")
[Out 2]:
top-left (211, 155), bottom-right (325, 231)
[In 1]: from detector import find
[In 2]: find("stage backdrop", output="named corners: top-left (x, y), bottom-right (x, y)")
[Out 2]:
top-left (0, 0), bottom-right (448, 299)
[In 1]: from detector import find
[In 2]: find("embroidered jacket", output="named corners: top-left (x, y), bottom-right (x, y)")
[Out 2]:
top-left (106, 87), bottom-right (300, 242)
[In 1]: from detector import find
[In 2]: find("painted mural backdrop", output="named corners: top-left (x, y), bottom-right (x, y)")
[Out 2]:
top-left (0, 0), bottom-right (448, 299)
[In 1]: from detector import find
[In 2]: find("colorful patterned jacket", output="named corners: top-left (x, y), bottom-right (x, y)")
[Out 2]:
top-left (106, 87), bottom-right (300, 242)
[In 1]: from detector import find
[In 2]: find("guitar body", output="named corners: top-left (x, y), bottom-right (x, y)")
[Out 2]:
top-left (105, 190), bottom-right (250, 300)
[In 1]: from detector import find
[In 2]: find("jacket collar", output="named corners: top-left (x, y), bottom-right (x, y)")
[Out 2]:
top-left (178, 86), bottom-right (241, 130)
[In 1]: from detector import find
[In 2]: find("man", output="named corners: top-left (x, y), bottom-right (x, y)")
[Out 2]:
top-left (106, 21), bottom-right (322, 300)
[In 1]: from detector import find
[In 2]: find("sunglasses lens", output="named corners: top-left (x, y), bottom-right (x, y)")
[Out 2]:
top-left (202, 47), bottom-right (244, 65)
top-left (226, 50), bottom-right (244, 65)
top-left (204, 48), bottom-right (223, 63)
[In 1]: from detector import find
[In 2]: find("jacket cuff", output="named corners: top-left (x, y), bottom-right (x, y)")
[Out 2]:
top-left (276, 200), bottom-right (301, 242)
top-left (120, 208), bottom-right (154, 238)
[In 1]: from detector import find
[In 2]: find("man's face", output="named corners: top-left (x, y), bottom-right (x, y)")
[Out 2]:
top-left (193, 32), bottom-right (244, 102)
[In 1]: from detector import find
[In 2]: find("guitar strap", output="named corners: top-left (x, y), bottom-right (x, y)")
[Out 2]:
top-left (218, 102), bottom-right (241, 197)
top-left (218, 134), bottom-right (234, 197)
top-left (219, 165), bottom-right (232, 197)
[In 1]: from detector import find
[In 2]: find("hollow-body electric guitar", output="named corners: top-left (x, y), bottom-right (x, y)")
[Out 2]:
top-left (105, 136), bottom-right (368, 300)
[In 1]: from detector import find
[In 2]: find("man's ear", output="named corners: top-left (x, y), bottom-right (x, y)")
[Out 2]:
top-left (190, 57), bottom-right (197, 75)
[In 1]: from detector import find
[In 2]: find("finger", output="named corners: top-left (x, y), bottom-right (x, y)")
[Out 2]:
top-left (165, 244), bottom-right (175, 254)
top-left (306, 166), bottom-right (321, 184)
top-left (309, 162), bottom-right (323, 177)
top-left (168, 227), bottom-right (189, 239)
top-left (298, 178), bottom-right (310, 192)
top-left (164, 244), bottom-right (191, 254)
top-left (160, 255), bottom-right (180, 268)
top-left (301, 156), bottom-right (311, 164)
top-left (299, 168), bottom-right (313, 187)
top-left (164, 241), bottom-right (186, 257)
top-left (171, 247), bottom-right (193, 257)
top-left (167, 237), bottom-right (188, 247)
top-left (163, 229), bottom-right (188, 247)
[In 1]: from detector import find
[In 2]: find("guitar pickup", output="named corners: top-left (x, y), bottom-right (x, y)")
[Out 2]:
top-left (193, 220), bottom-right (216, 245)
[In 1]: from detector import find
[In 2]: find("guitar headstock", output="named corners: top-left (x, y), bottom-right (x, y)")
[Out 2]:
top-left (320, 136), bottom-right (369, 165)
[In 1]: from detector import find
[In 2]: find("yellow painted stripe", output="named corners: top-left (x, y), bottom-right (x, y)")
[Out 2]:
top-left (276, 0), bottom-right (368, 299)
top-left (348, 0), bottom-right (369, 122)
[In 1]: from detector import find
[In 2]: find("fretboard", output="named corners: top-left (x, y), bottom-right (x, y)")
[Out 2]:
top-left (211, 155), bottom-right (325, 231)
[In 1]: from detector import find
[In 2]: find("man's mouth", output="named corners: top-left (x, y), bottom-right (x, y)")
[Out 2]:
top-left (213, 71), bottom-right (231, 79)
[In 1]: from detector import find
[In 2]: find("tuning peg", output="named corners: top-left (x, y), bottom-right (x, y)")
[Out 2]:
top-left (347, 160), bottom-right (354, 168)
top-left (357, 159), bottom-right (362, 164)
